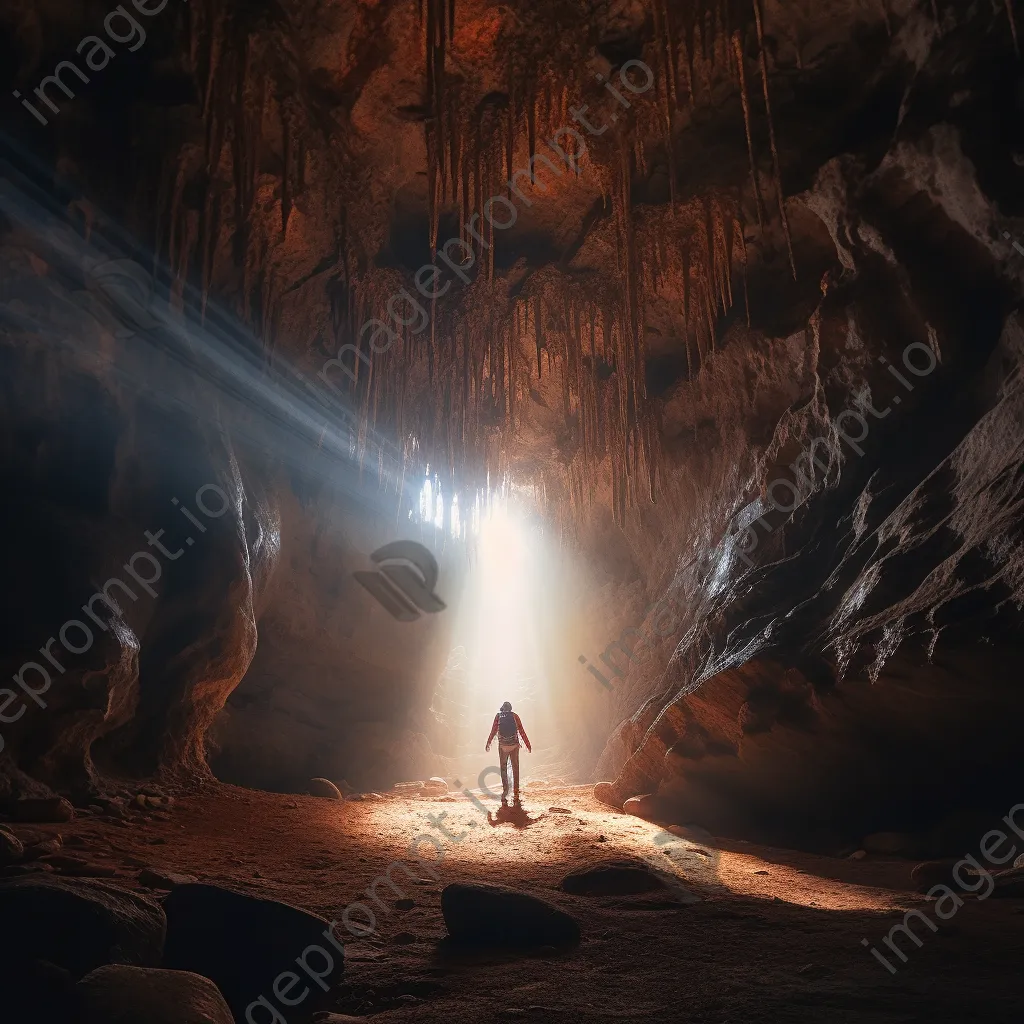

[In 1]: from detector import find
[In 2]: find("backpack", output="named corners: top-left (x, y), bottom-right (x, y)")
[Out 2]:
top-left (497, 709), bottom-right (517, 741)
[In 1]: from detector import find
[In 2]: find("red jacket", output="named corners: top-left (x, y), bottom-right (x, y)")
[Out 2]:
top-left (487, 711), bottom-right (531, 751)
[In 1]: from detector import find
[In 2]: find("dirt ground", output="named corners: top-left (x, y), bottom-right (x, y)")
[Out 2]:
top-left (17, 782), bottom-right (1024, 1023)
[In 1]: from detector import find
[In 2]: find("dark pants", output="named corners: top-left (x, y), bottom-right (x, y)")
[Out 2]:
top-left (499, 744), bottom-right (520, 801)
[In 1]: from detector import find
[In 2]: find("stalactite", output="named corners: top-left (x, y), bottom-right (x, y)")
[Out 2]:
top-left (281, 105), bottom-right (292, 237)
top-left (679, 34), bottom-right (694, 107)
top-left (534, 294), bottom-right (543, 378)
top-left (506, 70), bottom-right (516, 189)
top-left (713, 2), bottom-right (728, 72)
top-left (681, 238), bottom-right (692, 377)
top-left (733, 216), bottom-right (750, 326)
top-left (1007, 0), bottom-right (1020, 57)
top-left (448, 95), bottom-right (459, 211)
top-left (753, 0), bottom-right (796, 279)
top-left (719, 203), bottom-right (733, 311)
top-left (527, 87), bottom-right (537, 182)
top-left (652, 0), bottom-right (676, 207)
top-left (732, 30), bottom-right (765, 231)
top-left (878, 0), bottom-right (891, 35)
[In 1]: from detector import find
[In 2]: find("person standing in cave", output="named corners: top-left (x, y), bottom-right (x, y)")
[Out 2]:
top-left (485, 701), bottom-right (531, 806)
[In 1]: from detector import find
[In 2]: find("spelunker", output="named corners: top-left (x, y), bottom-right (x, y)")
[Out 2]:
top-left (484, 701), bottom-right (532, 806)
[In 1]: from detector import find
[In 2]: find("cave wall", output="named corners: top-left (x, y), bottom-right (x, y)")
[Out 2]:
top-left (1, 0), bottom-right (1022, 822)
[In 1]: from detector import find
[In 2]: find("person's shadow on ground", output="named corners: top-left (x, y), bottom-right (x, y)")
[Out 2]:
top-left (488, 803), bottom-right (545, 829)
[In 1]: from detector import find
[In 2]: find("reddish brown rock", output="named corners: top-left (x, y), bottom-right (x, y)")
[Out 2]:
top-left (78, 965), bottom-right (234, 1024)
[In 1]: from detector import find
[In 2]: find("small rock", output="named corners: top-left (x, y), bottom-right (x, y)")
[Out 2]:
top-left (23, 838), bottom-right (63, 860)
top-left (311, 1014), bottom-right (363, 1023)
top-left (421, 777), bottom-right (448, 796)
top-left (911, 860), bottom-right (957, 892)
top-left (548, 807), bottom-right (571, 814)
top-left (1015, 853), bottom-right (1024, 870)
top-left (622, 794), bottom-right (660, 822)
top-left (394, 898), bottom-right (416, 910)
top-left (138, 868), bottom-right (199, 890)
top-left (442, 882), bottom-right (580, 948)
top-left (0, 826), bottom-right (24, 865)
top-left (392, 931), bottom-right (417, 944)
top-left (41, 855), bottom-right (118, 878)
top-left (561, 859), bottom-right (667, 896)
top-left (848, 850), bottom-right (867, 861)
top-left (752, 870), bottom-right (769, 876)
top-left (597, 835), bottom-right (607, 842)
top-left (308, 778), bottom-right (344, 800)
top-left (9, 797), bottom-right (75, 823)
top-left (283, 801), bottom-right (298, 809)
top-left (147, 837), bottom-right (167, 846)
top-left (78, 964), bottom-right (234, 1024)
top-left (392, 781), bottom-right (425, 793)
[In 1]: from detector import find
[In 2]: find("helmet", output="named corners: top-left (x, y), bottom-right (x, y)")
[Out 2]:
top-left (500, 701), bottom-right (512, 712)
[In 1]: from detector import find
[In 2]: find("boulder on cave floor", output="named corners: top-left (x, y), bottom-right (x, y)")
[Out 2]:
top-left (0, 875), bottom-right (166, 978)
top-left (560, 859), bottom-right (668, 897)
top-left (78, 964), bottom-right (234, 1024)
top-left (593, 782), bottom-right (621, 809)
top-left (308, 778), bottom-right (344, 800)
top-left (6, 797), bottom-right (75, 823)
top-left (162, 883), bottom-right (343, 1020)
top-left (441, 883), bottom-right (580, 948)
top-left (0, 957), bottom-right (78, 1024)
top-left (622, 794), bottom-right (661, 822)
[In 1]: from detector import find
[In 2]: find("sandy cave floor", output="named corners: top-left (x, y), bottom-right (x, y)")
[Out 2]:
top-left (16, 782), bottom-right (1024, 1023)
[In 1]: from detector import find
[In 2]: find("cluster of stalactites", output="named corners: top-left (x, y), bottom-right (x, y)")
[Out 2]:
top-left (168, 0), bottom-right (807, 535)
